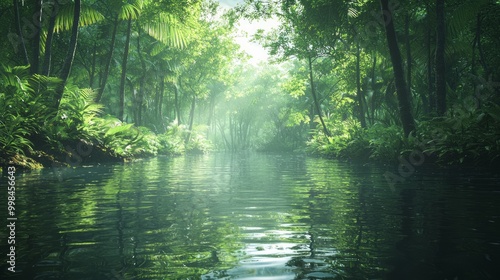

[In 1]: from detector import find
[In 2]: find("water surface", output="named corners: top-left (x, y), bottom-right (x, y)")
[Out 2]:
top-left (1, 153), bottom-right (499, 279)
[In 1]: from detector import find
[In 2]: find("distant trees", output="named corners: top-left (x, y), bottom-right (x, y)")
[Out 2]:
top-left (239, 0), bottom-right (499, 141)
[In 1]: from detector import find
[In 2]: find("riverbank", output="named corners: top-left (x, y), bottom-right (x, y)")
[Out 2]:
top-left (306, 115), bottom-right (500, 168)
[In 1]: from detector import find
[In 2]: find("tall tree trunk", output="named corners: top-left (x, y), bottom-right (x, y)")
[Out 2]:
top-left (55, 0), bottom-right (81, 109)
top-left (118, 18), bottom-right (132, 121)
top-left (475, 14), bottom-right (491, 78)
top-left (207, 94), bottom-right (216, 138)
top-left (427, 3), bottom-right (435, 113)
top-left (31, 0), bottom-right (43, 74)
top-left (159, 78), bottom-right (165, 121)
top-left (405, 13), bottom-right (412, 96)
top-left (356, 41), bottom-right (367, 128)
top-left (370, 53), bottom-right (377, 125)
top-left (155, 76), bottom-right (164, 122)
top-left (185, 94), bottom-right (196, 144)
top-left (42, 3), bottom-right (57, 76)
top-left (308, 55), bottom-right (331, 137)
top-left (89, 42), bottom-right (97, 87)
top-left (174, 82), bottom-right (182, 125)
top-left (380, 0), bottom-right (416, 137)
top-left (13, 0), bottom-right (30, 65)
top-left (435, 0), bottom-right (446, 116)
top-left (136, 26), bottom-right (146, 126)
top-left (95, 17), bottom-right (119, 102)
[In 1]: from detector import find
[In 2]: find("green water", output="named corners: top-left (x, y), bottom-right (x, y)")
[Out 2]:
top-left (1, 153), bottom-right (499, 279)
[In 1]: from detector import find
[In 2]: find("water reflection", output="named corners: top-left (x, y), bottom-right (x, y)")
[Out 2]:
top-left (1, 153), bottom-right (499, 279)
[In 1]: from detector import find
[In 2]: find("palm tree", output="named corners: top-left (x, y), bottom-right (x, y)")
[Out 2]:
top-left (55, 0), bottom-right (81, 109)
top-left (115, 0), bottom-right (196, 121)
top-left (50, 0), bottom-right (105, 108)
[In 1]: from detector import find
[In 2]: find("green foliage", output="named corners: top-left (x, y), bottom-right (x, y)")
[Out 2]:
top-left (0, 65), bottom-right (213, 166)
top-left (406, 101), bottom-right (500, 165)
top-left (157, 123), bottom-right (212, 155)
top-left (307, 115), bottom-right (404, 162)
top-left (366, 124), bottom-right (404, 161)
top-left (158, 123), bottom-right (187, 155)
top-left (83, 116), bottom-right (164, 158)
top-left (0, 65), bottom-right (50, 158)
top-left (307, 97), bottom-right (500, 165)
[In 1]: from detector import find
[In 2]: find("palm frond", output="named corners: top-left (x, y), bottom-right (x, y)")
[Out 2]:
top-left (348, 7), bottom-right (359, 18)
top-left (142, 13), bottom-right (190, 48)
top-left (54, 3), bottom-right (104, 33)
top-left (119, 3), bottom-right (141, 20)
top-left (150, 41), bottom-right (166, 56)
top-left (448, 0), bottom-right (490, 37)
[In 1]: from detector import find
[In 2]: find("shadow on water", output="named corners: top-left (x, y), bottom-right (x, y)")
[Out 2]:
top-left (1, 153), bottom-right (499, 279)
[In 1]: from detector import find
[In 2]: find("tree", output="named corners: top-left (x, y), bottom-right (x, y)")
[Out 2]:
top-left (379, 0), bottom-right (415, 137)
top-left (55, 0), bottom-right (81, 109)
top-left (435, 0), bottom-right (446, 116)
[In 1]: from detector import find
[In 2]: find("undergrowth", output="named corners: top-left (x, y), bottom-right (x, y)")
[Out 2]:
top-left (0, 65), bottom-right (211, 169)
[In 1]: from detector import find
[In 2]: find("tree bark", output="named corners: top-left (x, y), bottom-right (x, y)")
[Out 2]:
top-left (42, 3), bottom-right (57, 76)
top-left (435, 0), bottom-right (446, 116)
top-left (308, 55), bottom-right (331, 137)
top-left (427, 3), bottom-right (435, 113)
top-left (95, 17), bottom-right (119, 102)
top-left (185, 94), bottom-right (196, 144)
top-left (89, 42), bottom-right (97, 87)
top-left (370, 53), bottom-right (377, 125)
top-left (136, 26), bottom-right (146, 126)
top-left (174, 82), bottom-right (182, 125)
top-left (55, 0), bottom-right (81, 109)
top-left (155, 76), bottom-right (164, 122)
top-left (30, 0), bottom-right (43, 74)
top-left (356, 41), bottom-right (367, 128)
top-left (118, 18), bottom-right (132, 121)
top-left (405, 13), bottom-right (412, 96)
top-left (380, 0), bottom-right (416, 137)
top-left (13, 0), bottom-right (30, 65)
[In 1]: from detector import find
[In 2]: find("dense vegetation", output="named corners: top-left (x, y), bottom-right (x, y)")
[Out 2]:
top-left (1, 0), bottom-right (499, 169)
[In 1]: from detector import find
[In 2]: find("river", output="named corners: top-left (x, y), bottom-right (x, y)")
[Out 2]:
top-left (1, 153), bottom-right (499, 279)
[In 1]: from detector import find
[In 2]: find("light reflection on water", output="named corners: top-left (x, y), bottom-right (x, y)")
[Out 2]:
top-left (1, 153), bottom-right (499, 279)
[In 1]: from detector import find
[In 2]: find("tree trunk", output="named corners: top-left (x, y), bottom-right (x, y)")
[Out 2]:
top-left (207, 94), bottom-right (216, 138)
top-left (380, 0), bottom-right (416, 137)
top-left (370, 53), bottom-right (377, 125)
top-left (89, 42), bottom-right (97, 87)
top-left (42, 1), bottom-right (58, 76)
top-left (308, 55), bottom-right (331, 137)
top-left (356, 41), bottom-right (367, 128)
top-left (405, 13), bottom-right (412, 96)
top-left (118, 18), bottom-right (132, 121)
top-left (427, 3), bottom-right (435, 113)
top-left (55, 0), bottom-right (81, 109)
top-left (475, 14), bottom-right (491, 78)
top-left (174, 82), bottom-right (182, 125)
top-left (31, 0), bottom-right (43, 74)
top-left (155, 77), bottom-right (164, 122)
top-left (136, 26), bottom-right (146, 126)
top-left (185, 94), bottom-right (196, 144)
top-left (95, 17), bottom-right (119, 102)
top-left (13, 0), bottom-right (30, 65)
top-left (435, 0), bottom-right (446, 116)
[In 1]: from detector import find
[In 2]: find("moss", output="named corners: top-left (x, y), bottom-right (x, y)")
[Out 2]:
top-left (1, 154), bottom-right (43, 170)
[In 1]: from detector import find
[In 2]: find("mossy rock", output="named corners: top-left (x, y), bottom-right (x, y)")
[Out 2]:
top-left (1, 154), bottom-right (43, 170)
